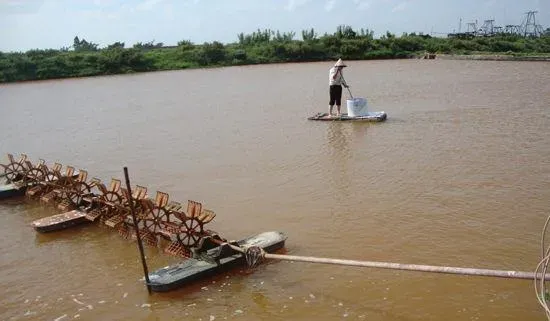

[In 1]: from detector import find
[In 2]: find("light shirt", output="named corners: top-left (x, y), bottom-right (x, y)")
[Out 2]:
top-left (329, 67), bottom-right (346, 86)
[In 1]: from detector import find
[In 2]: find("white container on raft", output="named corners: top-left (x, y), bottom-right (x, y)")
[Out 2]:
top-left (346, 98), bottom-right (368, 117)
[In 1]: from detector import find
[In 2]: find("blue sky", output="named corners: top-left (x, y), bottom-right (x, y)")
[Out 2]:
top-left (0, 0), bottom-right (548, 52)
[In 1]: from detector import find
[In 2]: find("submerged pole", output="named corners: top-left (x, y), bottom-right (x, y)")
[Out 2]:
top-left (123, 167), bottom-right (151, 294)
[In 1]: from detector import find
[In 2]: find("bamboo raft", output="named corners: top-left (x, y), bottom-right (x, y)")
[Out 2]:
top-left (307, 111), bottom-right (387, 122)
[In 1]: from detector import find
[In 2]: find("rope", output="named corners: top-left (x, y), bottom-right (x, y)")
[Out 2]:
top-left (207, 240), bottom-right (263, 268)
top-left (245, 246), bottom-right (264, 268)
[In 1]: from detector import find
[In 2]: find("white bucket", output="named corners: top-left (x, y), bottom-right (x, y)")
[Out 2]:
top-left (346, 98), bottom-right (368, 117)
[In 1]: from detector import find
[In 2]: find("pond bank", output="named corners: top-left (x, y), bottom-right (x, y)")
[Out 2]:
top-left (434, 54), bottom-right (550, 61)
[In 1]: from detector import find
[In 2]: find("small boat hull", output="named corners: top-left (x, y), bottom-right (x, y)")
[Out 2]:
top-left (308, 111), bottom-right (387, 122)
top-left (0, 183), bottom-right (26, 200)
top-left (148, 231), bottom-right (287, 292)
top-left (31, 210), bottom-right (90, 233)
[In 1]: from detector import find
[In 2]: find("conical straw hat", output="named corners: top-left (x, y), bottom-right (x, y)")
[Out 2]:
top-left (334, 58), bottom-right (347, 67)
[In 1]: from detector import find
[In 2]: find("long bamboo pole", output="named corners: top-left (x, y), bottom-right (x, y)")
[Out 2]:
top-left (264, 253), bottom-right (549, 280)
top-left (211, 239), bottom-right (549, 281)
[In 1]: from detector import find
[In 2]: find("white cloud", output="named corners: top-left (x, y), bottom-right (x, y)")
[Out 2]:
top-left (136, 0), bottom-right (164, 11)
top-left (324, 0), bottom-right (336, 12)
top-left (391, 1), bottom-right (408, 12)
top-left (284, 0), bottom-right (311, 11)
top-left (353, 0), bottom-right (371, 11)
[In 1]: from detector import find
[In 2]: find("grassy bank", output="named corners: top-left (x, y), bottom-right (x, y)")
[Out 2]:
top-left (1, 26), bottom-right (549, 83)
top-left (434, 52), bottom-right (550, 61)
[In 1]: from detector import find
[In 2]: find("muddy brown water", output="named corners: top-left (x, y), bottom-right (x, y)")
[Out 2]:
top-left (1, 59), bottom-right (549, 321)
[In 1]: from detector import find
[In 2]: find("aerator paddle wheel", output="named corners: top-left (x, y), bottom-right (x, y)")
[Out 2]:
top-left (2, 153), bottom-right (228, 261)
top-left (39, 163), bottom-right (66, 204)
top-left (93, 179), bottom-right (125, 225)
top-left (58, 171), bottom-right (99, 211)
top-left (41, 165), bottom-right (76, 206)
top-left (112, 186), bottom-right (155, 245)
top-left (137, 192), bottom-right (172, 238)
top-left (23, 161), bottom-right (46, 198)
top-left (120, 219), bottom-right (154, 245)
top-left (25, 160), bottom-right (56, 198)
top-left (160, 200), bottom-right (184, 238)
top-left (103, 185), bottom-right (150, 247)
top-left (161, 200), bottom-right (217, 257)
top-left (112, 185), bottom-right (147, 229)
top-left (1, 154), bottom-right (28, 183)
top-left (102, 189), bottom-right (123, 206)
top-left (116, 217), bottom-right (131, 239)
top-left (101, 206), bottom-right (126, 228)
top-left (23, 160), bottom-right (46, 185)
top-left (67, 181), bottom-right (91, 208)
top-left (178, 216), bottom-right (207, 248)
top-left (134, 192), bottom-right (193, 248)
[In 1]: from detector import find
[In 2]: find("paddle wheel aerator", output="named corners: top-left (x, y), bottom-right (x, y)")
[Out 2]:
top-left (0, 153), bottom-right (221, 259)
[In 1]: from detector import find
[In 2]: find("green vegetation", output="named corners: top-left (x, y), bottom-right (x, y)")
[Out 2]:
top-left (1, 26), bottom-right (549, 83)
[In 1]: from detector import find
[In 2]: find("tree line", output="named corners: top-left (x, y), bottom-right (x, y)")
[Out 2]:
top-left (1, 26), bottom-right (549, 83)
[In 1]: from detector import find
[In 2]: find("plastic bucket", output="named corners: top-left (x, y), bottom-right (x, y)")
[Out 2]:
top-left (346, 98), bottom-right (368, 117)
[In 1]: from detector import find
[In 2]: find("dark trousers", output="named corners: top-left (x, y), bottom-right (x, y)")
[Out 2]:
top-left (329, 85), bottom-right (342, 105)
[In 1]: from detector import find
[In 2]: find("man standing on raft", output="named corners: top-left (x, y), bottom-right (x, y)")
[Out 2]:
top-left (328, 58), bottom-right (349, 117)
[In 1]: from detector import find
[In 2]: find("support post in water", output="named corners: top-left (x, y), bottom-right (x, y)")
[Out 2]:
top-left (123, 167), bottom-right (151, 294)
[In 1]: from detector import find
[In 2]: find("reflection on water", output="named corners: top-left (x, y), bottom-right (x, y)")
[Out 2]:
top-left (0, 59), bottom-right (549, 321)
top-left (326, 123), bottom-right (352, 204)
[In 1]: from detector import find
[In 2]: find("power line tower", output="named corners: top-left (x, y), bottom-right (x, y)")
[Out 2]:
top-left (523, 11), bottom-right (543, 37)
top-left (466, 21), bottom-right (477, 36)
top-left (480, 20), bottom-right (495, 36)
top-left (505, 25), bottom-right (521, 35)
